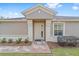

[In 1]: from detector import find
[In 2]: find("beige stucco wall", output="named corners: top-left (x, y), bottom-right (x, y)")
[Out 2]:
top-left (0, 19), bottom-right (79, 42)
top-left (50, 21), bottom-right (79, 42)
top-left (0, 22), bottom-right (27, 35)
top-left (0, 21), bottom-right (28, 41)
top-left (65, 22), bottom-right (79, 37)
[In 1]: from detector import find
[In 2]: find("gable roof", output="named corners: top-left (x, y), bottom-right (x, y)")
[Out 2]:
top-left (21, 4), bottom-right (57, 16)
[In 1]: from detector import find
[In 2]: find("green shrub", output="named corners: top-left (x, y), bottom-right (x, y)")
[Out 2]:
top-left (1, 38), bottom-right (6, 43)
top-left (24, 39), bottom-right (29, 43)
top-left (16, 38), bottom-right (22, 44)
top-left (8, 39), bottom-right (13, 43)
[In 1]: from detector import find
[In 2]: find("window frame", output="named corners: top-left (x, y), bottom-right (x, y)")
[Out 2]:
top-left (53, 22), bottom-right (65, 36)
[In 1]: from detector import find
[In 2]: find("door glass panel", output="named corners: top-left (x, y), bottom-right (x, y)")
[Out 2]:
top-left (41, 31), bottom-right (43, 37)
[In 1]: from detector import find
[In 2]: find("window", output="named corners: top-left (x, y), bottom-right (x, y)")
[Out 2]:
top-left (54, 23), bottom-right (64, 36)
top-left (41, 31), bottom-right (43, 37)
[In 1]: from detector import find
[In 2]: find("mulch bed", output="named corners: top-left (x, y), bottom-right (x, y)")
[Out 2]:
top-left (0, 41), bottom-right (79, 48)
top-left (0, 41), bottom-right (32, 46)
top-left (47, 42), bottom-right (60, 49)
top-left (47, 42), bottom-right (79, 49)
top-left (0, 41), bottom-right (60, 48)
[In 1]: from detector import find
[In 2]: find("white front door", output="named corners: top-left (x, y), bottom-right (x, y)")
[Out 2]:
top-left (34, 22), bottom-right (45, 40)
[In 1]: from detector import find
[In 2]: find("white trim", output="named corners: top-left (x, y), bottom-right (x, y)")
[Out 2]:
top-left (53, 22), bottom-right (65, 36)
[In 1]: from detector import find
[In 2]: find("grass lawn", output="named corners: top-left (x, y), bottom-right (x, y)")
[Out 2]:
top-left (0, 48), bottom-right (79, 56)
top-left (0, 53), bottom-right (52, 56)
top-left (52, 47), bottom-right (79, 56)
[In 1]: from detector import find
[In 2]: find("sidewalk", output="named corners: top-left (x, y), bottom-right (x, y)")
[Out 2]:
top-left (0, 42), bottom-right (51, 53)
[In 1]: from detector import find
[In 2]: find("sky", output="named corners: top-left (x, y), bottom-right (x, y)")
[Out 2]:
top-left (0, 3), bottom-right (79, 18)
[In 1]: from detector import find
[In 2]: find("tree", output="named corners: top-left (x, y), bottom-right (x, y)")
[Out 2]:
top-left (0, 16), bottom-right (4, 20)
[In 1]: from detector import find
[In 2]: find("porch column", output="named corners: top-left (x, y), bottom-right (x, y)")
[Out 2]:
top-left (27, 20), bottom-right (33, 41)
top-left (46, 20), bottom-right (51, 41)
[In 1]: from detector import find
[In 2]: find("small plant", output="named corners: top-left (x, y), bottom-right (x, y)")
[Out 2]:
top-left (8, 39), bottom-right (13, 43)
top-left (16, 38), bottom-right (22, 44)
top-left (1, 38), bottom-right (6, 43)
top-left (24, 39), bottom-right (29, 43)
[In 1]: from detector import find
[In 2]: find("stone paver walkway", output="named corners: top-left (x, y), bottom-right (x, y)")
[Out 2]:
top-left (0, 42), bottom-right (51, 53)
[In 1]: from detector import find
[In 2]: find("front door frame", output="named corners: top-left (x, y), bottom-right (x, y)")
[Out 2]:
top-left (33, 20), bottom-right (46, 41)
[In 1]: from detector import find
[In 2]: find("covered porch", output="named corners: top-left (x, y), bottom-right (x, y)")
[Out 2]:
top-left (22, 5), bottom-right (56, 41)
